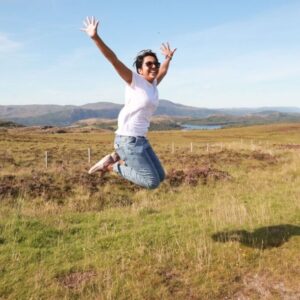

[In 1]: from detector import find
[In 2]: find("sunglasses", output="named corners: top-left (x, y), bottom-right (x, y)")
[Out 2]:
top-left (144, 61), bottom-right (161, 68)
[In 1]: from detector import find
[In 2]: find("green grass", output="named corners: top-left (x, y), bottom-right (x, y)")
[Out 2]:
top-left (0, 123), bottom-right (300, 299)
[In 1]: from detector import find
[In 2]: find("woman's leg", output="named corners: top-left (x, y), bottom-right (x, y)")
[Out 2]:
top-left (144, 143), bottom-right (165, 183)
top-left (113, 136), bottom-right (162, 189)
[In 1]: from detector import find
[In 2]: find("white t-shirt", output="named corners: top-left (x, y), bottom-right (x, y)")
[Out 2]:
top-left (115, 72), bottom-right (159, 137)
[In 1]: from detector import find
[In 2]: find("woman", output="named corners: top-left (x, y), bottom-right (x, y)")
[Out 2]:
top-left (82, 16), bottom-right (176, 189)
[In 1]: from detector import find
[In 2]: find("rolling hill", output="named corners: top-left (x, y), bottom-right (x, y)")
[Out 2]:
top-left (0, 100), bottom-right (299, 127)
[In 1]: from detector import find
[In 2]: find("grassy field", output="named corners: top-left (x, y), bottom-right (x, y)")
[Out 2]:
top-left (0, 123), bottom-right (300, 299)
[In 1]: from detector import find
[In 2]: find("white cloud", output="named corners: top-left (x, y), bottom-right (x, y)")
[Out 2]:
top-left (0, 33), bottom-right (22, 53)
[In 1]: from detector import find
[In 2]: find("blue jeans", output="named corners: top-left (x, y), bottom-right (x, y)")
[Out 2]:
top-left (113, 135), bottom-right (165, 189)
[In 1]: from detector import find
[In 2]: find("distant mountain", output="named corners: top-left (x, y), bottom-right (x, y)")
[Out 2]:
top-left (185, 111), bottom-right (300, 127)
top-left (0, 104), bottom-right (75, 118)
top-left (155, 99), bottom-right (216, 117)
top-left (81, 102), bottom-right (123, 110)
top-left (218, 106), bottom-right (300, 115)
top-left (0, 100), bottom-right (217, 126)
top-left (0, 100), bottom-right (299, 127)
top-left (8, 108), bottom-right (122, 127)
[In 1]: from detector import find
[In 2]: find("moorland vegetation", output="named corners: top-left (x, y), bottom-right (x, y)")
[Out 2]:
top-left (0, 123), bottom-right (299, 299)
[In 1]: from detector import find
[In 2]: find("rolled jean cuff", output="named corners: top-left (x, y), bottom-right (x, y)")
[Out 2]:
top-left (112, 162), bottom-right (121, 174)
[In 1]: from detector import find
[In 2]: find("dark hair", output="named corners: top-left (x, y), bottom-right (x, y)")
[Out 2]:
top-left (133, 49), bottom-right (159, 73)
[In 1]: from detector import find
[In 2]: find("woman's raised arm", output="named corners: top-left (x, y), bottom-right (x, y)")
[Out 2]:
top-left (156, 42), bottom-right (177, 85)
top-left (81, 16), bottom-right (132, 84)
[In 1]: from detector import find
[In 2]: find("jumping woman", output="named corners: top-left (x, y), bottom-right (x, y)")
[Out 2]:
top-left (81, 16), bottom-right (176, 189)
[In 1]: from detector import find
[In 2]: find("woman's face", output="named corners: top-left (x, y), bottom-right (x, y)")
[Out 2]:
top-left (138, 55), bottom-right (160, 83)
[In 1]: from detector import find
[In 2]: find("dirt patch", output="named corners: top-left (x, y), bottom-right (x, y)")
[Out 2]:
top-left (58, 270), bottom-right (97, 290)
top-left (162, 149), bottom-right (278, 170)
top-left (251, 150), bottom-right (277, 164)
top-left (156, 267), bottom-right (198, 299)
top-left (24, 172), bottom-right (70, 200)
top-left (0, 172), bottom-right (74, 200)
top-left (0, 169), bottom-right (141, 202)
top-left (0, 172), bottom-right (106, 200)
top-left (231, 272), bottom-right (300, 300)
top-left (69, 172), bottom-right (140, 193)
top-left (206, 149), bottom-right (254, 165)
top-left (157, 268), bottom-right (182, 296)
top-left (167, 166), bottom-right (231, 187)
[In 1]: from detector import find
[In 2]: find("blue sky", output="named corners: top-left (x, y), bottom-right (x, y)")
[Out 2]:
top-left (1, 0), bottom-right (300, 108)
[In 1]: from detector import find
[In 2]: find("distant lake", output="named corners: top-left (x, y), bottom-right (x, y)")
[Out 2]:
top-left (181, 124), bottom-right (224, 130)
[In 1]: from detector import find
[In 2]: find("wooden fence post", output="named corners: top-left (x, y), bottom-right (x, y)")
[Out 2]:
top-left (45, 151), bottom-right (48, 169)
top-left (88, 148), bottom-right (91, 164)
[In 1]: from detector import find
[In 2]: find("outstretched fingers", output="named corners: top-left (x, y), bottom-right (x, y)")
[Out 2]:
top-left (160, 42), bottom-right (177, 58)
top-left (91, 16), bottom-right (98, 26)
top-left (80, 16), bottom-right (99, 37)
top-left (81, 17), bottom-right (90, 31)
top-left (86, 16), bottom-right (92, 24)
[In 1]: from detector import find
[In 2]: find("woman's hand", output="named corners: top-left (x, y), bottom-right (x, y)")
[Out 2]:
top-left (156, 43), bottom-right (177, 85)
top-left (81, 16), bottom-right (99, 39)
top-left (160, 42), bottom-right (177, 60)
